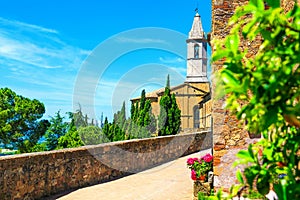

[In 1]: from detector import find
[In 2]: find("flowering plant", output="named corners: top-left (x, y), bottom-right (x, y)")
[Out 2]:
top-left (187, 153), bottom-right (213, 181)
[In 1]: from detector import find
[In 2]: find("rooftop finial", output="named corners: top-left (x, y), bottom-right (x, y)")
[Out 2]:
top-left (196, 1), bottom-right (199, 12)
top-left (195, 1), bottom-right (199, 16)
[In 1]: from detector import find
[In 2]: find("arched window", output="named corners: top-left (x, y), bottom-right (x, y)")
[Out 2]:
top-left (194, 44), bottom-right (199, 58)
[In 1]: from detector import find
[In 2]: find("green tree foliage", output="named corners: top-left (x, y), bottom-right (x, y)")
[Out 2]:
top-left (138, 90), bottom-right (147, 126)
top-left (166, 74), bottom-right (170, 88)
top-left (114, 101), bottom-right (126, 129)
top-left (129, 89), bottom-right (156, 138)
top-left (44, 111), bottom-right (68, 150)
top-left (102, 94), bottom-right (156, 141)
top-left (103, 121), bottom-right (125, 142)
top-left (73, 104), bottom-right (88, 127)
top-left (158, 77), bottom-right (181, 136)
top-left (130, 102), bottom-right (135, 121)
top-left (0, 87), bottom-right (50, 153)
top-left (143, 100), bottom-right (157, 134)
top-left (212, 0), bottom-right (300, 198)
top-left (102, 117), bottom-right (111, 139)
top-left (170, 93), bottom-right (181, 133)
top-left (17, 120), bottom-right (50, 153)
top-left (133, 102), bottom-right (139, 122)
top-left (56, 113), bottom-right (84, 149)
top-left (112, 123), bottom-right (125, 141)
top-left (102, 114), bottom-right (126, 142)
top-left (78, 126), bottom-right (109, 145)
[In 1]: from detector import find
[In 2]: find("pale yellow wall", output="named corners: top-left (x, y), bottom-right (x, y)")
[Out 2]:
top-left (199, 98), bottom-right (211, 129)
top-left (132, 82), bottom-right (212, 133)
top-left (150, 82), bottom-right (211, 132)
top-left (151, 101), bottom-right (159, 117)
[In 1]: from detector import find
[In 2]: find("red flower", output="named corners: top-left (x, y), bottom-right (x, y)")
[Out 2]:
top-left (187, 158), bottom-right (194, 165)
top-left (191, 169), bottom-right (197, 180)
top-left (202, 153), bottom-right (213, 163)
top-left (187, 157), bottom-right (199, 165)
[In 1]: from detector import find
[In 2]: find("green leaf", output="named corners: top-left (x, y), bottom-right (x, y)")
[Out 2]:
top-left (244, 167), bottom-right (259, 190)
top-left (236, 169), bottom-right (244, 184)
top-left (221, 70), bottom-right (240, 87)
top-left (225, 34), bottom-right (239, 52)
top-left (249, 0), bottom-right (264, 11)
top-left (265, 0), bottom-right (280, 8)
top-left (242, 19), bottom-right (258, 38)
top-left (236, 150), bottom-right (255, 162)
top-left (256, 172), bottom-right (270, 195)
top-left (212, 50), bottom-right (229, 61)
top-left (261, 29), bottom-right (272, 42)
top-left (263, 147), bottom-right (274, 161)
top-left (248, 144), bottom-right (255, 160)
top-left (263, 107), bottom-right (278, 130)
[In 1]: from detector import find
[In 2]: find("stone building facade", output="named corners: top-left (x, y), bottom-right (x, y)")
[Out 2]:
top-left (211, 0), bottom-right (300, 191)
top-left (132, 12), bottom-right (212, 132)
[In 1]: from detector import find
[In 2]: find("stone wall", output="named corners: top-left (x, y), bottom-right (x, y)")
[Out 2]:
top-left (0, 132), bottom-right (211, 200)
top-left (211, 0), bottom-right (252, 191)
top-left (211, 0), bottom-right (300, 191)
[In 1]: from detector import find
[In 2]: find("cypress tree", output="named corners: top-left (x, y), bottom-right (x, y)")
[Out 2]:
top-left (166, 74), bottom-right (170, 88)
top-left (117, 101), bottom-right (126, 128)
top-left (169, 93), bottom-right (181, 133)
top-left (121, 101), bottom-right (126, 121)
top-left (133, 102), bottom-right (139, 122)
top-left (108, 123), bottom-right (115, 141)
top-left (158, 75), bottom-right (181, 136)
top-left (144, 100), bottom-right (156, 134)
top-left (140, 89), bottom-right (146, 111)
top-left (130, 102), bottom-right (135, 120)
top-left (128, 90), bottom-right (157, 138)
top-left (103, 117), bottom-right (112, 141)
top-left (158, 87), bottom-right (171, 136)
top-left (73, 105), bottom-right (87, 127)
top-left (84, 114), bottom-right (88, 126)
top-left (137, 89), bottom-right (146, 126)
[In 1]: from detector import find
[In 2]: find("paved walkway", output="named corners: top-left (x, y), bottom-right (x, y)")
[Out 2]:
top-left (52, 149), bottom-right (211, 200)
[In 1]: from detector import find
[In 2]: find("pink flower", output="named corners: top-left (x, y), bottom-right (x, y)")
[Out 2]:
top-left (202, 154), bottom-right (213, 163)
top-left (191, 169), bottom-right (197, 180)
top-left (187, 158), bottom-right (194, 165)
top-left (187, 158), bottom-right (199, 165)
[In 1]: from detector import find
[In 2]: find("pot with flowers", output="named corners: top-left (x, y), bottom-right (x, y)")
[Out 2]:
top-left (187, 153), bottom-right (213, 198)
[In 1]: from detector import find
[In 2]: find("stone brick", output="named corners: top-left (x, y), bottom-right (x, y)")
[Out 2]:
top-left (213, 144), bottom-right (225, 151)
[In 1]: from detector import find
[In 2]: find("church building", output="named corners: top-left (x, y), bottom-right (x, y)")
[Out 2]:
top-left (131, 11), bottom-right (211, 133)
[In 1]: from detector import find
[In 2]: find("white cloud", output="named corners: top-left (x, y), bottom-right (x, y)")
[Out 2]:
top-left (159, 56), bottom-right (185, 64)
top-left (0, 33), bottom-right (87, 69)
top-left (0, 17), bottom-right (90, 70)
top-left (0, 17), bottom-right (58, 34)
top-left (0, 17), bottom-right (93, 119)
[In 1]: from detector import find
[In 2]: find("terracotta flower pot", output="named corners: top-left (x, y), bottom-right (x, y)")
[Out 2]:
top-left (199, 174), bottom-right (206, 182)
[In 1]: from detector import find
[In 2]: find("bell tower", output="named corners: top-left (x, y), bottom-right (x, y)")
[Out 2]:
top-left (186, 11), bottom-right (208, 83)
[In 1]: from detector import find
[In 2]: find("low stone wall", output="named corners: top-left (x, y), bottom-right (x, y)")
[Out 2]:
top-left (0, 132), bottom-right (211, 200)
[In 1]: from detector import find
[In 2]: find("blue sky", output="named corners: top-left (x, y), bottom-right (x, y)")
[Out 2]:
top-left (0, 0), bottom-right (212, 122)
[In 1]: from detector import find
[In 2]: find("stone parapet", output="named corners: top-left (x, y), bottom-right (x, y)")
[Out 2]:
top-left (0, 132), bottom-right (211, 200)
